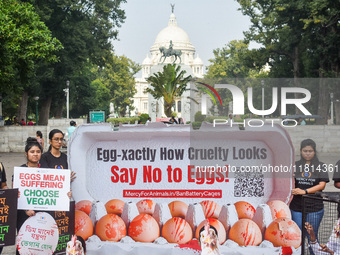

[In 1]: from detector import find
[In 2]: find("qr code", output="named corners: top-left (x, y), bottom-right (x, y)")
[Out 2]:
top-left (234, 172), bottom-right (264, 197)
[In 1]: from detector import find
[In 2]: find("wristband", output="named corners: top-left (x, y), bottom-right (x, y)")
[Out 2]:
top-left (304, 189), bottom-right (308, 194)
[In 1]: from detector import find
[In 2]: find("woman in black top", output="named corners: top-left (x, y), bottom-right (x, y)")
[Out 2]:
top-left (40, 129), bottom-right (68, 169)
top-left (16, 137), bottom-right (72, 254)
top-left (17, 137), bottom-right (43, 229)
top-left (15, 138), bottom-right (43, 255)
top-left (289, 139), bottom-right (329, 254)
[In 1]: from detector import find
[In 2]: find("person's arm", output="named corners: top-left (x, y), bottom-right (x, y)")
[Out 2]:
top-left (305, 223), bottom-right (334, 254)
top-left (1, 182), bottom-right (8, 189)
top-left (319, 244), bottom-right (335, 255)
top-left (305, 222), bottom-right (317, 242)
top-left (291, 181), bottom-right (326, 195)
top-left (0, 163), bottom-right (8, 189)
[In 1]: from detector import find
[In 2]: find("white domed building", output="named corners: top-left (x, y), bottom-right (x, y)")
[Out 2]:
top-left (133, 9), bottom-right (204, 122)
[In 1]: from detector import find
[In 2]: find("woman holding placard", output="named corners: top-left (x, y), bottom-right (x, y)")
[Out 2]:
top-left (14, 137), bottom-right (43, 255)
top-left (16, 137), bottom-right (43, 229)
top-left (16, 137), bottom-right (72, 255)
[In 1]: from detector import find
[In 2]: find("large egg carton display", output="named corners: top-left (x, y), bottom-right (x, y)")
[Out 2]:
top-left (69, 123), bottom-right (298, 255)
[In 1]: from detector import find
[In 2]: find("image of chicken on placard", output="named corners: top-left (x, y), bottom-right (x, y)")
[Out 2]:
top-left (16, 212), bottom-right (59, 255)
top-left (66, 235), bottom-right (85, 255)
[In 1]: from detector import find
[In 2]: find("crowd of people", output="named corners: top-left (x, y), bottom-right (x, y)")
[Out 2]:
top-left (4, 117), bottom-right (36, 126)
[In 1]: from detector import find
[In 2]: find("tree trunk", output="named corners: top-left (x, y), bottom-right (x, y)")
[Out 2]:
top-left (39, 96), bottom-right (52, 125)
top-left (164, 101), bottom-right (172, 117)
top-left (17, 91), bottom-right (29, 122)
top-left (292, 46), bottom-right (302, 115)
top-left (55, 104), bottom-right (63, 118)
top-left (316, 79), bottom-right (329, 125)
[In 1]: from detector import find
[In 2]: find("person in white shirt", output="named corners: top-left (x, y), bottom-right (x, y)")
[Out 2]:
top-left (306, 221), bottom-right (340, 255)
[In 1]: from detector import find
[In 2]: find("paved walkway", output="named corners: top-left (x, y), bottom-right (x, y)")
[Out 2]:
top-left (0, 152), bottom-right (339, 254)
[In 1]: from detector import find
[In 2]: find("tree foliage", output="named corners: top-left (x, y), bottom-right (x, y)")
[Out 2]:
top-left (20, 0), bottom-right (127, 124)
top-left (232, 0), bottom-right (340, 122)
top-left (206, 40), bottom-right (265, 79)
top-left (145, 64), bottom-right (192, 117)
top-left (92, 54), bottom-right (140, 117)
top-left (0, 0), bottom-right (62, 94)
top-left (204, 40), bottom-right (266, 115)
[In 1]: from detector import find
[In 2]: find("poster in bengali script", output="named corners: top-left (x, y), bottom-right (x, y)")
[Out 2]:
top-left (49, 201), bottom-right (75, 255)
top-left (16, 212), bottom-right (59, 255)
top-left (0, 189), bottom-right (18, 247)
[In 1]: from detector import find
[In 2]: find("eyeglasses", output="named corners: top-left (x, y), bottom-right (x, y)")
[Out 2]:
top-left (52, 138), bottom-right (64, 142)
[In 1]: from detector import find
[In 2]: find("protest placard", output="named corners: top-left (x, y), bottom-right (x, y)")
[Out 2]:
top-left (16, 212), bottom-right (59, 255)
top-left (13, 167), bottom-right (70, 211)
top-left (0, 189), bottom-right (18, 247)
top-left (50, 201), bottom-right (75, 255)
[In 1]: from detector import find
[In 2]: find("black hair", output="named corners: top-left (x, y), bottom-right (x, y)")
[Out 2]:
top-left (76, 235), bottom-right (86, 253)
top-left (300, 138), bottom-right (319, 164)
top-left (48, 129), bottom-right (64, 140)
top-left (25, 137), bottom-right (42, 153)
top-left (70, 120), bottom-right (76, 126)
top-left (48, 129), bottom-right (64, 152)
top-left (36, 130), bottom-right (43, 138)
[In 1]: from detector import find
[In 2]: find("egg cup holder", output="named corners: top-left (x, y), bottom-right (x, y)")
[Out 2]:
top-left (84, 200), bottom-right (300, 254)
top-left (68, 123), bottom-right (299, 254)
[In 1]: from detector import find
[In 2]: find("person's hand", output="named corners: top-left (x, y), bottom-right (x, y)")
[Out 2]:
top-left (25, 210), bottom-right (36, 217)
top-left (305, 222), bottom-right (314, 235)
top-left (67, 190), bottom-right (72, 200)
top-left (71, 171), bottom-right (76, 182)
top-left (305, 222), bottom-right (316, 242)
top-left (18, 190), bottom-right (21, 198)
top-left (319, 244), bottom-right (334, 255)
top-left (291, 188), bottom-right (306, 195)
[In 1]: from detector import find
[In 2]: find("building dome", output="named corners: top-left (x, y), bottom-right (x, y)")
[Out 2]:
top-left (150, 12), bottom-right (195, 60)
top-left (193, 54), bottom-right (203, 65)
top-left (142, 54), bottom-right (152, 65)
top-left (154, 14), bottom-right (191, 45)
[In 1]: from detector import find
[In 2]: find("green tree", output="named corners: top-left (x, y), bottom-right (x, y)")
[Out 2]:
top-left (145, 64), bottom-right (192, 117)
top-left (299, 0), bottom-right (340, 123)
top-left (237, 0), bottom-right (340, 123)
top-left (206, 40), bottom-right (265, 79)
top-left (24, 0), bottom-right (127, 124)
top-left (0, 0), bottom-right (62, 120)
top-left (204, 40), bottom-right (266, 115)
top-left (237, 0), bottom-right (309, 80)
top-left (93, 54), bottom-right (140, 117)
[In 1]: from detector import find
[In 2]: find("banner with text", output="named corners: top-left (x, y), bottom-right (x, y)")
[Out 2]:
top-left (16, 212), bottom-right (59, 255)
top-left (0, 189), bottom-right (18, 247)
top-left (13, 167), bottom-right (71, 211)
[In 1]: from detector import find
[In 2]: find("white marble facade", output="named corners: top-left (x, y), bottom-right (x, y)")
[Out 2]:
top-left (133, 10), bottom-right (204, 122)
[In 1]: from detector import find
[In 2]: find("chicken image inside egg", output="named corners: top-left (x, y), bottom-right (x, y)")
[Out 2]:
top-left (66, 235), bottom-right (85, 255)
top-left (198, 222), bottom-right (221, 255)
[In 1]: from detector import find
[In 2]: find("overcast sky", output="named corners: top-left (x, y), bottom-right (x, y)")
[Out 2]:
top-left (112, 0), bottom-right (255, 76)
